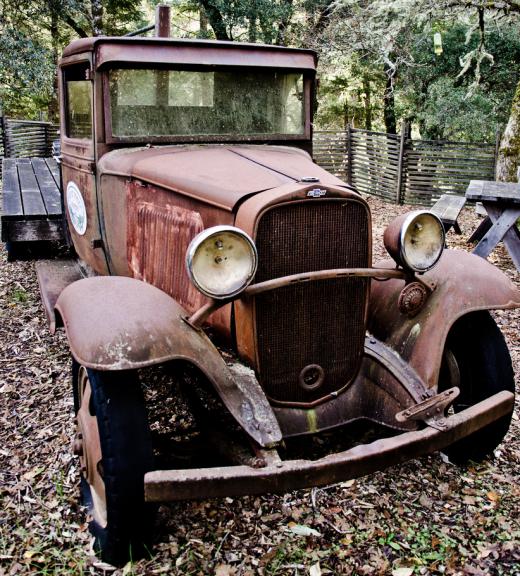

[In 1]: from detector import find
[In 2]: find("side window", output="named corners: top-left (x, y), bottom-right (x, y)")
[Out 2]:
top-left (64, 63), bottom-right (92, 139)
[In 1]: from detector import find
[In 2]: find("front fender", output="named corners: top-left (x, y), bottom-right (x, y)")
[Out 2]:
top-left (369, 250), bottom-right (519, 389)
top-left (55, 276), bottom-right (281, 447)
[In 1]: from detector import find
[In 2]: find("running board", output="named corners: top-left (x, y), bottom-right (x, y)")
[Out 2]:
top-left (36, 259), bottom-right (84, 333)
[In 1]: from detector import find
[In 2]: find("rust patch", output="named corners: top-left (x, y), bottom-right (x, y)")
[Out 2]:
top-left (129, 199), bottom-right (204, 312)
top-left (124, 180), bottom-right (233, 334)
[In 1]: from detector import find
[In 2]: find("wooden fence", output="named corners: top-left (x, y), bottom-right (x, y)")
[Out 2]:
top-left (313, 126), bottom-right (497, 206)
top-left (312, 130), bottom-right (349, 179)
top-left (0, 118), bottom-right (59, 171)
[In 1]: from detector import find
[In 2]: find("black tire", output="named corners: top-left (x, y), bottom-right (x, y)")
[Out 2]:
top-left (72, 363), bottom-right (156, 566)
top-left (439, 311), bottom-right (515, 464)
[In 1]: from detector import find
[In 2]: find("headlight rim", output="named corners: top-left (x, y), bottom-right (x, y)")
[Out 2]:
top-left (398, 210), bottom-right (445, 273)
top-left (186, 225), bottom-right (258, 300)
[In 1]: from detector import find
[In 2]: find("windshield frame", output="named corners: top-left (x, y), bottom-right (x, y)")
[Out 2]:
top-left (102, 64), bottom-right (313, 145)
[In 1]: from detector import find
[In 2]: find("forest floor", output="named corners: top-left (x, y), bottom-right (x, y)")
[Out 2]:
top-left (0, 196), bottom-right (519, 576)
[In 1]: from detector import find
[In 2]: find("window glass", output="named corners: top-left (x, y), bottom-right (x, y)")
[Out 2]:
top-left (168, 71), bottom-right (214, 107)
top-left (67, 81), bottom-right (92, 139)
top-left (65, 64), bottom-right (92, 139)
top-left (109, 67), bottom-right (304, 138)
top-left (115, 69), bottom-right (156, 106)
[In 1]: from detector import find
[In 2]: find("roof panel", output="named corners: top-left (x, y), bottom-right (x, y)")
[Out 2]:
top-left (61, 37), bottom-right (317, 71)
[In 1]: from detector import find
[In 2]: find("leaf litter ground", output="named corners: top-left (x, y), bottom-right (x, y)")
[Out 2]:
top-left (0, 196), bottom-right (519, 576)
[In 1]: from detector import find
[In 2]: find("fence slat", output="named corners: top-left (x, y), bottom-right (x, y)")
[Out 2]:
top-left (313, 128), bottom-right (496, 206)
top-left (1, 117), bottom-right (59, 174)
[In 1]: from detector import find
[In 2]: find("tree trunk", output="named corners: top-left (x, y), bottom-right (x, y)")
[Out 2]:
top-left (275, 0), bottom-right (293, 46)
top-left (248, 14), bottom-right (258, 43)
top-left (91, 0), bottom-right (103, 36)
top-left (363, 76), bottom-right (372, 131)
top-left (383, 69), bottom-right (397, 134)
top-left (199, 0), bottom-right (231, 40)
top-left (200, 7), bottom-right (209, 36)
top-left (343, 102), bottom-right (350, 131)
top-left (496, 79), bottom-right (520, 182)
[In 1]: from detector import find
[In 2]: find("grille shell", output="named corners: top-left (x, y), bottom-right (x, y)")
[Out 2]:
top-left (253, 198), bottom-right (371, 405)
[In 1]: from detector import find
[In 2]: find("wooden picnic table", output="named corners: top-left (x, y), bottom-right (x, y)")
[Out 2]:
top-left (1, 157), bottom-right (64, 246)
top-left (465, 180), bottom-right (520, 272)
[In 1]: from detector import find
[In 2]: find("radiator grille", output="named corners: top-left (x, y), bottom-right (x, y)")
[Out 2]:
top-left (254, 199), bottom-right (370, 404)
top-left (132, 202), bottom-right (204, 311)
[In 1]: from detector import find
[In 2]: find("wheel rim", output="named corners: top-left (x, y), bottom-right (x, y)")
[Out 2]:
top-left (75, 367), bottom-right (108, 528)
top-left (442, 348), bottom-right (473, 411)
top-left (443, 349), bottom-right (461, 389)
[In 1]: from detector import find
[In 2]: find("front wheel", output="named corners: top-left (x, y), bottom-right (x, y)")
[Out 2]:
top-left (439, 311), bottom-right (515, 464)
top-left (73, 363), bottom-right (156, 566)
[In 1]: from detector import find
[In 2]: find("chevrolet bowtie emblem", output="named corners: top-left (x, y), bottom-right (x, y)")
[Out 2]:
top-left (307, 188), bottom-right (327, 198)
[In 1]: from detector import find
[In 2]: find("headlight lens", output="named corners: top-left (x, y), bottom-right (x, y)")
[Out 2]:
top-left (384, 210), bottom-right (445, 272)
top-left (186, 226), bottom-right (258, 299)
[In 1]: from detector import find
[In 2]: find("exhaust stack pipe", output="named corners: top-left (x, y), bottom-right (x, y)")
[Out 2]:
top-left (155, 5), bottom-right (171, 38)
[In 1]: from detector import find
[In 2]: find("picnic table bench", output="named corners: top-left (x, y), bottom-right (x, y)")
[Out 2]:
top-left (1, 157), bottom-right (64, 257)
top-left (430, 194), bottom-right (466, 234)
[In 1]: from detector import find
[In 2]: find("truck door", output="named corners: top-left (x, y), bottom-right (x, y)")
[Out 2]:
top-left (60, 60), bottom-right (109, 274)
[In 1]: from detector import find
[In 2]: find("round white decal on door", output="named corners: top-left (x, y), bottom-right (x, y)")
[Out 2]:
top-left (66, 181), bottom-right (87, 235)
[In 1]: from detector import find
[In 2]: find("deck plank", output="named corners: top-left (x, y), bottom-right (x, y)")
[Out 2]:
top-left (1, 158), bottom-right (23, 217)
top-left (32, 158), bottom-right (62, 215)
top-left (44, 158), bottom-right (61, 187)
top-left (17, 159), bottom-right (47, 216)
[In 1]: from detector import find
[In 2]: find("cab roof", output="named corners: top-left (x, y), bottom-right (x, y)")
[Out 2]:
top-left (61, 37), bottom-right (317, 71)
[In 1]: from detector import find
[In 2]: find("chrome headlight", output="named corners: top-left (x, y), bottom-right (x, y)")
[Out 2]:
top-left (384, 210), bottom-right (445, 272)
top-left (186, 226), bottom-right (258, 299)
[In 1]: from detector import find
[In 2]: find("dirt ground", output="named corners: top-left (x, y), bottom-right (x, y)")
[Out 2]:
top-left (0, 196), bottom-right (519, 576)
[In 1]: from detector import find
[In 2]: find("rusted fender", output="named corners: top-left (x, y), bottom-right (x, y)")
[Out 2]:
top-left (55, 276), bottom-right (282, 448)
top-left (369, 250), bottom-right (520, 389)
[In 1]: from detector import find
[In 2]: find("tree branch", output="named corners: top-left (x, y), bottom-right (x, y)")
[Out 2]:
top-left (61, 13), bottom-right (89, 38)
top-left (198, 1), bottom-right (231, 40)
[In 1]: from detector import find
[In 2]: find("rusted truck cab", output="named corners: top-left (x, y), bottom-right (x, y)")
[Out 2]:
top-left (59, 38), bottom-right (315, 277)
top-left (49, 37), bottom-right (519, 565)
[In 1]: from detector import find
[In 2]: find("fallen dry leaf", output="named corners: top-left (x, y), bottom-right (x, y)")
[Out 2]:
top-left (288, 523), bottom-right (322, 537)
top-left (392, 568), bottom-right (414, 576)
top-left (215, 563), bottom-right (235, 576)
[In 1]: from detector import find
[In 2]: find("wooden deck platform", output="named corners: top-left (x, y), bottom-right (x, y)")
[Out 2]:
top-left (1, 157), bottom-right (64, 245)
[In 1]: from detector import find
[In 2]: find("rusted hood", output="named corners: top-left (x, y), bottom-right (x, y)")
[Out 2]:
top-left (98, 145), bottom-right (349, 211)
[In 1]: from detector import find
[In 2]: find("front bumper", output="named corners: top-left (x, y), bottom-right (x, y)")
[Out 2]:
top-left (144, 390), bottom-right (513, 502)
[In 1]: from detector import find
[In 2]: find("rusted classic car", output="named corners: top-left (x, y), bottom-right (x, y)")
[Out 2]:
top-left (37, 36), bottom-right (519, 564)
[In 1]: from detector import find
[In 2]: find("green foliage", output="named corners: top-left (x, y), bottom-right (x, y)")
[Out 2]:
top-left (399, 22), bottom-right (520, 141)
top-left (315, 7), bottom-right (520, 141)
top-left (412, 78), bottom-right (498, 141)
top-left (0, 0), bottom-right (146, 118)
top-left (175, 0), bottom-right (296, 43)
top-left (315, 54), bottom-right (384, 130)
top-left (10, 286), bottom-right (29, 303)
top-left (102, 0), bottom-right (147, 36)
top-left (0, 29), bottom-right (55, 118)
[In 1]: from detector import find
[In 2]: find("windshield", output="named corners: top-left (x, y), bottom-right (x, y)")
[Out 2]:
top-left (108, 67), bottom-right (306, 139)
